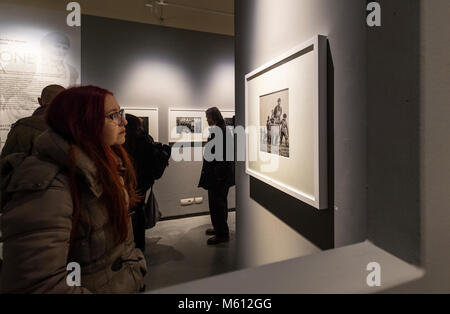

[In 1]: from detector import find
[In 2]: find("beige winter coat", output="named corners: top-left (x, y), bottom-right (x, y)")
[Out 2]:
top-left (0, 130), bottom-right (147, 293)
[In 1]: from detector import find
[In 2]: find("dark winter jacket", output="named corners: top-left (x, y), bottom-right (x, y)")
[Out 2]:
top-left (198, 126), bottom-right (235, 190)
top-left (124, 131), bottom-right (170, 229)
top-left (0, 130), bottom-right (147, 293)
top-left (125, 132), bottom-right (170, 195)
top-left (0, 107), bottom-right (48, 158)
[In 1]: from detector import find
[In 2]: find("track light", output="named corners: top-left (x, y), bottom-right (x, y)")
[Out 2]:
top-left (155, 0), bottom-right (168, 6)
top-left (144, 0), bottom-right (234, 17)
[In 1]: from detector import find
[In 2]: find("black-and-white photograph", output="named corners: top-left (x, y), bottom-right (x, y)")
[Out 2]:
top-left (176, 117), bottom-right (202, 134)
top-left (224, 117), bottom-right (234, 127)
top-left (138, 116), bottom-right (149, 135)
top-left (259, 89), bottom-right (289, 158)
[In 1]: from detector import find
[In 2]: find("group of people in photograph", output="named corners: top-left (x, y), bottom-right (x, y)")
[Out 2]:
top-left (0, 84), bottom-right (235, 293)
top-left (265, 98), bottom-right (289, 147)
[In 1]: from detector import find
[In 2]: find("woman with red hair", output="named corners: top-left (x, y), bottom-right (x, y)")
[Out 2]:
top-left (0, 86), bottom-right (147, 293)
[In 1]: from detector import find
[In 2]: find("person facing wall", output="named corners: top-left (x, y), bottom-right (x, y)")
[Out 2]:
top-left (123, 114), bottom-right (171, 253)
top-left (198, 107), bottom-right (235, 245)
top-left (1, 84), bottom-right (65, 158)
top-left (0, 86), bottom-right (147, 293)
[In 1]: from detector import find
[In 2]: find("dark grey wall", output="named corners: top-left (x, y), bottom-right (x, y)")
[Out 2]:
top-left (81, 15), bottom-right (235, 218)
top-left (235, 0), bottom-right (367, 268)
top-left (366, 0), bottom-right (421, 265)
top-left (387, 0), bottom-right (450, 292)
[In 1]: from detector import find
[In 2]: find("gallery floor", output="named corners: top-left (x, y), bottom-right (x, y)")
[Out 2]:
top-left (143, 212), bottom-right (237, 292)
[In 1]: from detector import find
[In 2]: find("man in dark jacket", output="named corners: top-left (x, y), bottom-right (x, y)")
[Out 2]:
top-left (1, 84), bottom-right (65, 158)
top-left (198, 107), bottom-right (235, 245)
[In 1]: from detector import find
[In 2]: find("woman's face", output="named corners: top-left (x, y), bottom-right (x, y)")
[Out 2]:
top-left (103, 94), bottom-right (127, 146)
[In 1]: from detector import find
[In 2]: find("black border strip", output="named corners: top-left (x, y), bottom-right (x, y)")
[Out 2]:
top-left (160, 208), bottom-right (236, 221)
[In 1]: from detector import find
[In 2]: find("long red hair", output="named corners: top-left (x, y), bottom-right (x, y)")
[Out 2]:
top-left (46, 86), bottom-right (140, 246)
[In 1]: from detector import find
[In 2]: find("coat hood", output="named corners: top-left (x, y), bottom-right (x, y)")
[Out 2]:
top-left (7, 130), bottom-right (103, 198)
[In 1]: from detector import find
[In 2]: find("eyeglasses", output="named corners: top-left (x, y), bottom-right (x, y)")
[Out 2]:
top-left (105, 109), bottom-right (125, 125)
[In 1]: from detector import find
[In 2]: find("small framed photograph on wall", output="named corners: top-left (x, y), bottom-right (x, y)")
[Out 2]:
top-left (220, 109), bottom-right (235, 129)
top-left (168, 108), bottom-right (208, 143)
top-left (123, 107), bottom-right (159, 141)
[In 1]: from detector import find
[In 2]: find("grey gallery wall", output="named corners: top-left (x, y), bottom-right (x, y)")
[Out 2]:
top-left (235, 0), bottom-right (421, 269)
top-left (235, 0), bottom-right (367, 268)
top-left (81, 15), bottom-right (235, 218)
top-left (366, 0), bottom-right (420, 265)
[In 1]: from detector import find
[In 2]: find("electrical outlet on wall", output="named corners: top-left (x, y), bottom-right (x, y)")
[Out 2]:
top-left (180, 198), bottom-right (194, 206)
top-left (194, 197), bottom-right (203, 204)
